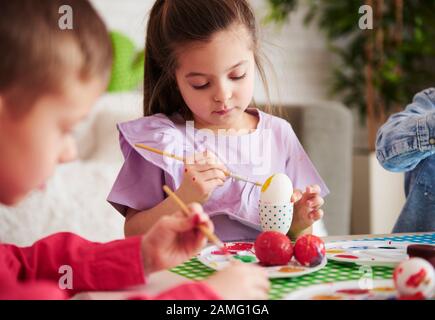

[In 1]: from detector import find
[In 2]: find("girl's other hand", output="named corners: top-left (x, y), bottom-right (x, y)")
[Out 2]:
top-left (289, 184), bottom-right (324, 238)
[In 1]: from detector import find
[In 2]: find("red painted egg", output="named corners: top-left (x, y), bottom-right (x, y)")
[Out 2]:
top-left (254, 231), bottom-right (293, 266)
top-left (294, 234), bottom-right (326, 267)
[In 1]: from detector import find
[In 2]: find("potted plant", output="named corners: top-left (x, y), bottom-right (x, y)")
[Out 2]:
top-left (265, 0), bottom-right (435, 233)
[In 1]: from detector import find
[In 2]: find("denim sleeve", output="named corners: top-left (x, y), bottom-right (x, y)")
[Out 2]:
top-left (376, 88), bottom-right (435, 172)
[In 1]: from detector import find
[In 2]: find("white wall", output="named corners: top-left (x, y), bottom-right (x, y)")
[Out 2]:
top-left (90, 0), bottom-right (336, 105)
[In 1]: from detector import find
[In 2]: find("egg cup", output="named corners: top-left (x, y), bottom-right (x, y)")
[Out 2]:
top-left (259, 201), bottom-right (293, 234)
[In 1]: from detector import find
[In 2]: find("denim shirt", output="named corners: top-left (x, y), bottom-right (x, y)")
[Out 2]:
top-left (376, 88), bottom-right (435, 232)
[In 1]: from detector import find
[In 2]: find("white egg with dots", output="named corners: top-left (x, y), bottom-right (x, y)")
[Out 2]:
top-left (259, 173), bottom-right (294, 234)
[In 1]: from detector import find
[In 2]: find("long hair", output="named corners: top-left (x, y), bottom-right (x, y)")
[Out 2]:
top-left (143, 0), bottom-right (271, 118)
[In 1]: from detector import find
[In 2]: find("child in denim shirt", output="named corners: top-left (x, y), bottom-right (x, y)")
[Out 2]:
top-left (376, 88), bottom-right (435, 232)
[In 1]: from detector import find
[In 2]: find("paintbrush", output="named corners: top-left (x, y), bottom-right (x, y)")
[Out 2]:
top-left (162, 185), bottom-right (236, 262)
top-left (163, 185), bottom-right (224, 248)
top-left (135, 143), bottom-right (262, 187)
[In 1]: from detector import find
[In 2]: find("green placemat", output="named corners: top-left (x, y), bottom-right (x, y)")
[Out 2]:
top-left (171, 234), bottom-right (435, 299)
top-left (170, 258), bottom-right (393, 300)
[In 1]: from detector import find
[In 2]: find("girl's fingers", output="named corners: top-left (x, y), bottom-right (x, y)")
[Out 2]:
top-left (194, 150), bottom-right (221, 165)
top-left (197, 163), bottom-right (228, 174)
top-left (199, 168), bottom-right (227, 182)
top-left (291, 189), bottom-right (303, 203)
top-left (305, 184), bottom-right (321, 195)
top-left (307, 195), bottom-right (324, 209)
top-left (204, 178), bottom-right (226, 189)
top-left (309, 209), bottom-right (324, 221)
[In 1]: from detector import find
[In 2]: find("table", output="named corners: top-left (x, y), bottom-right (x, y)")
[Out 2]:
top-left (75, 232), bottom-right (434, 300)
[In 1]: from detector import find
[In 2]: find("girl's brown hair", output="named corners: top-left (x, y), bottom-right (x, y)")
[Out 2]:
top-left (144, 0), bottom-right (271, 118)
top-left (0, 0), bottom-right (112, 112)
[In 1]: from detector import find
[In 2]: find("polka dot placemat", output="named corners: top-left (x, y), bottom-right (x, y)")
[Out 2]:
top-left (170, 233), bottom-right (435, 300)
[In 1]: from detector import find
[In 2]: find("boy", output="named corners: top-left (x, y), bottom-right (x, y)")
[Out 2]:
top-left (0, 0), bottom-right (269, 300)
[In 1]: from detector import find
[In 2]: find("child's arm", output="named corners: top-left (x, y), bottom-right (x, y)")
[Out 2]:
top-left (0, 205), bottom-right (226, 300)
top-left (124, 151), bottom-right (228, 236)
top-left (1, 232), bottom-right (145, 297)
top-left (125, 197), bottom-right (184, 236)
top-left (376, 88), bottom-right (435, 172)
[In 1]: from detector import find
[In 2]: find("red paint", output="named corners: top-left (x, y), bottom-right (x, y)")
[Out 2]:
top-left (335, 254), bottom-right (359, 259)
top-left (336, 289), bottom-right (370, 295)
top-left (211, 242), bottom-right (253, 255)
top-left (192, 214), bottom-right (200, 227)
top-left (294, 235), bottom-right (325, 267)
top-left (226, 243), bottom-right (254, 251)
top-left (211, 249), bottom-right (235, 255)
top-left (406, 268), bottom-right (427, 288)
top-left (393, 267), bottom-right (403, 282)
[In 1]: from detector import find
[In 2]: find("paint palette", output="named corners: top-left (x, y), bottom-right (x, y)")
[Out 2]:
top-left (197, 242), bottom-right (327, 279)
top-left (284, 279), bottom-right (398, 300)
top-left (325, 241), bottom-right (413, 267)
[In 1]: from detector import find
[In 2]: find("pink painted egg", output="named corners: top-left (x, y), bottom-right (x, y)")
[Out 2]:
top-left (393, 257), bottom-right (435, 299)
top-left (254, 231), bottom-right (293, 266)
top-left (294, 234), bottom-right (326, 267)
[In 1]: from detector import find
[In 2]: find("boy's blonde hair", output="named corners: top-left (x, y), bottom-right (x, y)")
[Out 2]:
top-left (0, 0), bottom-right (112, 114)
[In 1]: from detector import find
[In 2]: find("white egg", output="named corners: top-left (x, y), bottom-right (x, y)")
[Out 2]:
top-left (393, 257), bottom-right (435, 299)
top-left (260, 173), bottom-right (293, 205)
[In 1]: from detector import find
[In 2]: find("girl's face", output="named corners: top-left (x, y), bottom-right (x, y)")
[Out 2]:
top-left (0, 76), bottom-right (105, 205)
top-left (175, 24), bottom-right (256, 131)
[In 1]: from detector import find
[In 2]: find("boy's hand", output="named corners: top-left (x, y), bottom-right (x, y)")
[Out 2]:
top-left (288, 185), bottom-right (324, 239)
top-left (176, 151), bottom-right (228, 204)
top-left (203, 262), bottom-right (270, 300)
top-left (140, 203), bottom-right (212, 274)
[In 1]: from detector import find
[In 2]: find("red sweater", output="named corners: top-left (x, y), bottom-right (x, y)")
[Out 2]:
top-left (0, 232), bottom-right (220, 300)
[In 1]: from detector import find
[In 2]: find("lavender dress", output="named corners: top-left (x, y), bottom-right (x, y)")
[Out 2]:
top-left (107, 109), bottom-right (329, 241)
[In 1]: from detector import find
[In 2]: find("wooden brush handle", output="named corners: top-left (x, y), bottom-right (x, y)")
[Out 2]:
top-left (136, 144), bottom-right (262, 187)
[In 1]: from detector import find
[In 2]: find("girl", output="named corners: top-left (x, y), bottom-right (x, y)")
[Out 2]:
top-left (108, 0), bottom-right (329, 241)
top-left (0, 0), bottom-right (269, 300)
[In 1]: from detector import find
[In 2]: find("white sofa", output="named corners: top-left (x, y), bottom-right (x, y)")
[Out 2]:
top-left (0, 93), bottom-right (143, 245)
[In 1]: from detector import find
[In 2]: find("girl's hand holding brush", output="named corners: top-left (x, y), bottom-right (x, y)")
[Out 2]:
top-left (176, 150), bottom-right (229, 204)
